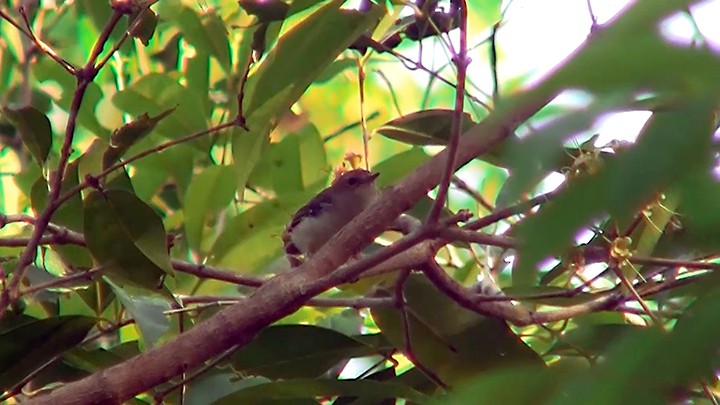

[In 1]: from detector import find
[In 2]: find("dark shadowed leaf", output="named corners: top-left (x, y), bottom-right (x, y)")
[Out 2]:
top-left (128, 6), bottom-right (158, 46)
top-left (0, 316), bottom-right (96, 390)
top-left (372, 275), bottom-right (542, 385)
top-left (83, 189), bottom-right (173, 291)
top-left (549, 324), bottom-right (646, 356)
top-left (78, 139), bottom-right (135, 193)
top-left (113, 73), bottom-right (208, 143)
top-left (103, 107), bottom-right (176, 169)
top-left (1, 106), bottom-right (52, 167)
top-left (515, 99), bottom-right (716, 286)
top-left (215, 379), bottom-right (427, 404)
top-left (231, 325), bottom-right (379, 379)
top-left (238, 0), bottom-right (293, 22)
top-left (375, 109), bottom-right (477, 146)
top-left (431, 365), bottom-right (567, 404)
top-left (555, 283), bottom-right (720, 403)
top-left (30, 160), bottom-right (93, 270)
top-left (63, 341), bottom-right (141, 374)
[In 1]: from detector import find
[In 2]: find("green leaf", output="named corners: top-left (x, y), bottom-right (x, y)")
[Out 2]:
top-left (112, 73), bottom-right (208, 144)
top-left (373, 147), bottom-right (430, 187)
top-left (209, 192), bottom-right (314, 266)
top-left (185, 53), bottom-right (211, 114)
top-left (514, 99), bottom-right (716, 286)
top-left (432, 365), bottom-right (566, 405)
top-left (0, 316), bottom-right (97, 390)
top-left (176, 7), bottom-right (231, 71)
top-left (238, 0), bottom-right (292, 22)
top-left (550, 324), bottom-right (646, 356)
top-left (374, 109), bottom-right (477, 146)
top-left (33, 59), bottom-right (107, 136)
top-left (249, 124), bottom-right (328, 195)
top-left (231, 325), bottom-right (379, 379)
top-left (83, 189), bottom-right (173, 291)
top-left (1, 106), bottom-right (53, 166)
top-left (556, 283), bottom-right (720, 403)
top-left (105, 279), bottom-right (171, 348)
top-left (184, 165), bottom-right (239, 253)
top-left (31, 161), bottom-right (93, 269)
top-left (231, 96), bottom-right (280, 196)
top-left (371, 275), bottom-right (542, 385)
top-left (497, 97), bottom-right (625, 206)
top-left (78, 139), bottom-right (135, 193)
top-left (78, 0), bottom-right (114, 33)
top-left (232, 2), bottom-right (382, 195)
top-left (215, 379), bottom-right (428, 404)
top-left (103, 107), bottom-right (177, 169)
top-left (150, 144), bottom-right (195, 197)
top-left (64, 341), bottom-right (141, 373)
top-left (243, 0), bottom-right (384, 116)
top-left (207, 189), bottom-right (342, 272)
top-left (677, 170), bottom-right (720, 250)
top-left (187, 373), bottom-right (270, 405)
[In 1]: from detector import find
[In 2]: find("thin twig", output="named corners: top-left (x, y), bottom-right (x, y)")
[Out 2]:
top-left (53, 121), bottom-right (237, 210)
top-left (394, 269), bottom-right (449, 390)
top-left (357, 58), bottom-right (371, 170)
top-left (19, 267), bottom-right (102, 297)
top-left (173, 295), bottom-right (394, 312)
top-left (170, 261), bottom-right (265, 287)
top-left (93, 10), bottom-right (141, 74)
top-left (437, 228), bottom-right (516, 249)
top-left (361, 36), bottom-right (491, 111)
top-left (586, 0), bottom-right (599, 33)
top-left (463, 188), bottom-right (563, 231)
top-left (0, 6), bottom-right (76, 74)
top-left (489, 22), bottom-right (500, 102)
top-left (427, 0), bottom-right (469, 224)
top-left (451, 175), bottom-right (494, 212)
top-left (324, 111), bottom-right (380, 143)
top-left (0, 7), bottom-right (126, 319)
top-left (613, 264), bottom-right (665, 328)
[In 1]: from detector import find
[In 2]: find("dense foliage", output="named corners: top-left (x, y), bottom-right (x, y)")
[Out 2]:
top-left (1, 0), bottom-right (720, 403)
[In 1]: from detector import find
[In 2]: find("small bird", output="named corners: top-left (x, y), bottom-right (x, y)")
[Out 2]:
top-left (282, 169), bottom-right (380, 267)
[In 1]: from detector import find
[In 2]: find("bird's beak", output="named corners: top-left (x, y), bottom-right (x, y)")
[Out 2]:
top-left (371, 172), bottom-right (380, 181)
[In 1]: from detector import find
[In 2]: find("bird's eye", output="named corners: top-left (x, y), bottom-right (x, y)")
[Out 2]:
top-left (347, 177), bottom-right (359, 186)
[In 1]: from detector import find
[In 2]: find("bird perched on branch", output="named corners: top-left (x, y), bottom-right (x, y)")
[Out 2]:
top-left (282, 169), bottom-right (380, 267)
